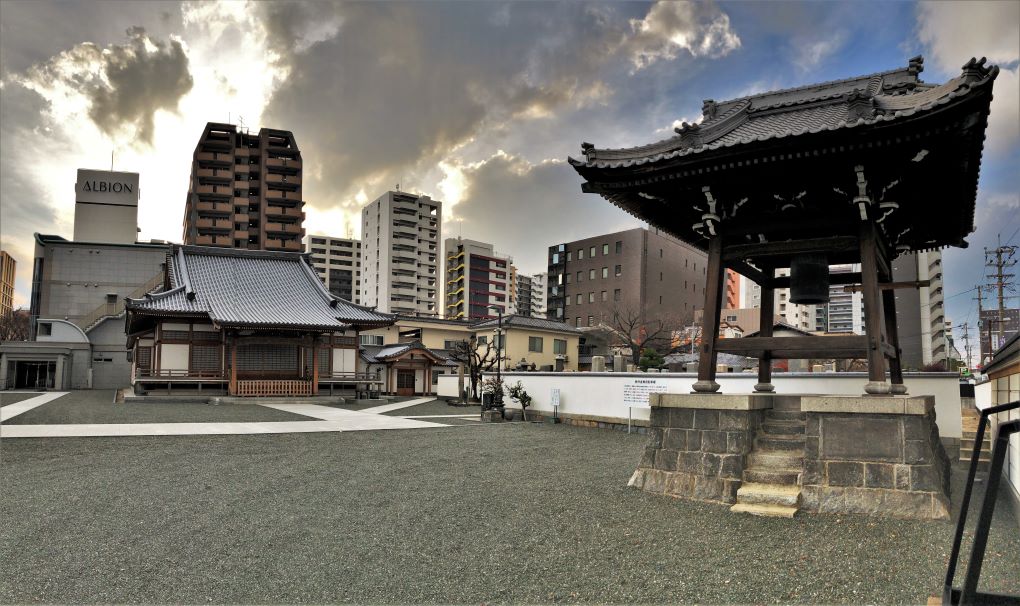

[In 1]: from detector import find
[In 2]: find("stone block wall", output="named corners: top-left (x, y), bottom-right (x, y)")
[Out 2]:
top-left (628, 407), bottom-right (763, 504)
top-left (800, 407), bottom-right (952, 519)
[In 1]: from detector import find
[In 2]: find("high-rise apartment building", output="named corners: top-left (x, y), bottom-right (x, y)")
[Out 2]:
top-left (361, 191), bottom-right (442, 315)
top-left (530, 272), bottom-right (548, 318)
top-left (546, 227), bottom-right (706, 328)
top-left (1, 251), bottom-right (15, 316)
top-left (183, 122), bottom-right (304, 252)
top-left (824, 264), bottom-right (864, 334)
top-left (893, 250), bottom-right (949, 369)
top-left (444, 237), bottom-right (511, 320)
top-left (305, 235), bottom-right (362, 303)
top-left (724, 269), bottom-right (740, 309)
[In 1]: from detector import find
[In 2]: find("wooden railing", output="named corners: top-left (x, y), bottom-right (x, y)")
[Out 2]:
top-left (236, 380), bottom-right (312, 397)
top-left (320, 372), bottom-right (383, 383)
top-left (136, 369), bottom-right (225, 379)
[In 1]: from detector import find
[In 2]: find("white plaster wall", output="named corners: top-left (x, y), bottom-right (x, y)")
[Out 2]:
top-left (160, 344), bottom-right (189, 370)
top-left (463, 372), bottom-right (963, 438)
top-left (438, 374), bottom-right (459, 397)
top-left (975, 380), bottom-right (992, 410)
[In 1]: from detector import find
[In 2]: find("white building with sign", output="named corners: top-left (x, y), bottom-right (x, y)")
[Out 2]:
top-left (73, 169), bottom-right (140, 244)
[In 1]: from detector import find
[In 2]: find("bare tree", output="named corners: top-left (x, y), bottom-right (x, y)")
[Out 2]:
top-left (0, 309), bottom-right (30, 342)
top-left (449, 335), bottom-right (499, 401)
top-left (597, 303), bottom-right (693, 365)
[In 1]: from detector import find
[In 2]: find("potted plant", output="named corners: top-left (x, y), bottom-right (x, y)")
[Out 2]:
top-left (481, 377), bottom-right (504, 412)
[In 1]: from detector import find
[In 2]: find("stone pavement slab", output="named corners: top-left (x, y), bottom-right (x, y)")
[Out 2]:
top-left (256, 402), bottom-right (446, 431)
top-left (0, 392), bottom-right (68, 422)
top-left (358, 397), bottom-right (436, 414)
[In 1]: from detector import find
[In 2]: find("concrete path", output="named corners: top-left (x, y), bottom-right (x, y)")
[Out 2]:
top-left (0, 392), bottom-right (68, 422)
top-left (257, 402), bottom-right (446, 431)
top-left (358, 397), bottom-right (436, 414)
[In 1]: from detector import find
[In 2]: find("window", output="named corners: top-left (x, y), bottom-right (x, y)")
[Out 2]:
top-left (105, 293), bottom-right (117, 304)
top-left (565, 297), bottom-right (570, 306)
top-left (659, 296), bottom-right (663, 304)
top-left (589, 246), bottom-right (595, 257)
top-left (38, 322), bottom-right (52, 336)
top-left (567, 251), bottom-right (572, 261)
top-left (589, 269), bottom-right (595, 280)
top-left (660, 272), bottom-right (663, 281)
top-left (602, 267), bottom-right (608, 278)
top-left (477, 335), bottom-right (488, 345)
top-left (359, 334), bottom-right (384, 346)
top-left (660, 248), bottom-right (663, 257)
top-left (551, 252), bottom-right (560, 264)
top-left (565, 273), bottom-right (571, 284)
top-left (577, 271), bottom-right (583, 282)
top-left (528, 336), bottom-right (544, 352)
top-left (575, 317), bottom-right (581, 327)
top-left (615, 265), bottom-right (622, 276)
top-left (588, 315), bottom-right (594, 326)
top-left (614, 288), bottom-right (621, 301)
top-left (444, 340), bottom-right (463, 350)
top-left (601, 290), bottom-right (607, 302)
top-left (553, 339), bottom-right (567, 355)
top-left (602, 244), bottom-right (609, 255)
top-left (588, 292), bottom-right (594, 303)
top-left (615, 241), bottom-right (622, 254)
top-left (726, 315), bottom-right (737, 322)
top-left (576, 294), bottom-right (582, 304)
top-left (578, 248), bottom-right (584, 260)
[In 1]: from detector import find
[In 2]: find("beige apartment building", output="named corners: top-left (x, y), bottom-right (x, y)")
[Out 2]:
top-left (1, 250), bottom-right (15, 316)
top-left (183, 122), bottom-right (304, 251)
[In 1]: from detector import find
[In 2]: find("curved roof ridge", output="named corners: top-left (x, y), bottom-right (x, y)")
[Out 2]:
top-left (174, 246), bottom-right (196, 300)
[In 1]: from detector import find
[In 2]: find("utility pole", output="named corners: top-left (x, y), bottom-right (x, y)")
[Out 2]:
top-left (960, 322), bottom-right (971, 371)
top-left (984, 236), bottom-right (1018, 352)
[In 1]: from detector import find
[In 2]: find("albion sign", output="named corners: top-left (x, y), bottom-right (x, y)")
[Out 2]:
top-left (81, 180), bottom-right (134, 193)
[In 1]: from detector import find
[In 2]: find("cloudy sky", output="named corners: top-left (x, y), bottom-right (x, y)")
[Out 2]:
top-left (1, 0), bottom-right (1017, 345)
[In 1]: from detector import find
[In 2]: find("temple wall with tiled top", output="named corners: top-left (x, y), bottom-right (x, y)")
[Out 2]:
top-left (628, 407), bottom-right (763, 504)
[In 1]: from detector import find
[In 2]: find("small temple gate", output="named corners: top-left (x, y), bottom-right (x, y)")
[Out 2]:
top-left (570, 57), bottom-right (999, 518)
top-left (125, 245), bottom-right (394, 397)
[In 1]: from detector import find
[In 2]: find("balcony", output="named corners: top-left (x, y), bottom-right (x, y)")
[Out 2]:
top-left (196, 218), bottom-right (232, 231)
top-left (265, 173), bottom-right (302, 185)
top-left (234, 180), bottom-right (250, 190)
top-left (232, 230), bottom-right (248, 240)
top-left (266, 157), bottom-right (302, 170)
top-left (195, 184), bottom-right (232, 196)
top-left (234, 213), bottom-right (249, 224)
top-left (266, 206), bottom-right (305, 220)
top-left (196, 152), bottom-right (231, 165)
top-left (266, 190), bottom-right (302, 203)
top-left (196, 201), bottom-right (231, 214)
top-left (265, 238), bottom-right (302, 252)
top-left (197, 168), bottom-right (231, 180)
top-left (265, 222), bottom-right (301, 235)
top-left (195, 234), bottom-right (232, 246)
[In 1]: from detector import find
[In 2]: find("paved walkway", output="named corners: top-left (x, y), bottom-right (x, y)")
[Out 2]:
top-left (358, 397), bottom-right (436, 414)
top-left (1, 394), bottom-right (454, 438)
top-left (0, 392), bottom-right (68, 423)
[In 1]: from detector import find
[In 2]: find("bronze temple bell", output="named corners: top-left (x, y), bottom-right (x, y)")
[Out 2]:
top-left (789, 254), bottom-right (830, 304)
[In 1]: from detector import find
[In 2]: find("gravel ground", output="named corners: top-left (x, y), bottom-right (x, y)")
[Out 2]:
top-left (3, 390), bottom-right (313, 424)
top-left (0, 392), bottom-right (40, 407)
top-left (1, 423), bottom-right (1017, 604)
top-left (383, 398), bottom-right (481, 417)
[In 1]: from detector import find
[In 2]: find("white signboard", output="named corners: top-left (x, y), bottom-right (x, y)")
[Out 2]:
top-left (623, 378), bottom-right (667, 407)
top-left (551, 388), bottom-right (561, 407)
top-left (75, 169), bottom-right (140, 206)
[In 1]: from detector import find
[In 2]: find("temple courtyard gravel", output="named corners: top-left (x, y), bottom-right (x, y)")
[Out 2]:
top-left (1, 392), bottom-right (1018, 604)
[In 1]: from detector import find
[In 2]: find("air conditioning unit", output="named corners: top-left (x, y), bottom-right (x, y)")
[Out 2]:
top-left (555, 354), bottom-right (568, 361)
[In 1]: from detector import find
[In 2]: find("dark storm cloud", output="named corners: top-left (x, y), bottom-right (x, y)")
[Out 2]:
top-left (258, 1), bottom-right (739, 209)
top-left (20, 28), bottom-right (194, 144)
top-left (452, 152), bottom-right (640, 274)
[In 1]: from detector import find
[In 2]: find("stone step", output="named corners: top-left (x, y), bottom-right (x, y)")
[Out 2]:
top-left (755, 436), bottom-right (806, 451)
top-left (743, 466), bottom-right (801, 485)
top-left (749, 451), bottom-right (804, 469)
top-left (761, 421), bottom-right (805, 436)
top-left (730, 502), bottom-right (798, 518)
top-left (960, 445), bottom-right (992, 457)
top-left (736, 482), bottom-right (801, 507)
top-left (766, 410), bottom-right (805, 421)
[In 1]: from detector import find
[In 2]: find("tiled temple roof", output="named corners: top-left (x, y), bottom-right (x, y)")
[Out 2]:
top-left (126, 245), bottom-right (393, 330)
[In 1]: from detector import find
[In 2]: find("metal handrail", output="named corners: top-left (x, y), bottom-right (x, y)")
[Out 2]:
top-left (942, 399), bottom-right (1020, 606)
top-left (79, 271), bottom-right (165, 332)
top-left (136, 369), bottom-right (225, 379)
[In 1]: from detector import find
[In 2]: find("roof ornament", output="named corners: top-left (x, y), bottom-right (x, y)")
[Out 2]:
top-left (581, 142), bottom-right (595, 162)
top-left (907, 55), bottom-right (924, 77)
top-left (674, 121), bottom-right (703, 149)
top-left (699, 186), bottom-right (721, 236)
top-left (702, 99), bottom-right (718, 121)
top-left (846, 89), bottom-right (875, 123)
top-left (961, 57), bottom-right (992, 82)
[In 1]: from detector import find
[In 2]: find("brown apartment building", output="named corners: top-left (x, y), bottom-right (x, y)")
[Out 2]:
top-left (183, 122), bottom-right (305, 251)
top-left (546, 227), bottom-right (707, 329)
top-left (1, 250), bottom-right (15, 316)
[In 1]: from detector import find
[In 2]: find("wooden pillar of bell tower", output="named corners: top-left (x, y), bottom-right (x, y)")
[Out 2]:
top-left (693, 236), bottom-right (725, 393)
top-left (755, 267), bottom-right (776, 393)
top-left (859, 223), bottom-right (890, 394)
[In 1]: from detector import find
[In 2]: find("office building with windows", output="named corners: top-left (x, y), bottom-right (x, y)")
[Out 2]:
top-left (305, 235), bottom-right (362, 303)
top-left (361, 191), bottom-right (442, 315)
top-left (546, 227), bottom-right (706, 328)
top-left (183, 122), bottom-right (304, 252)
top-left (444, 238), bottom-right (511, 320)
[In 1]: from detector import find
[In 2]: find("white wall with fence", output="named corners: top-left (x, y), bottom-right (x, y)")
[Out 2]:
top-left (438, 371), bottom-right (963, 438)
